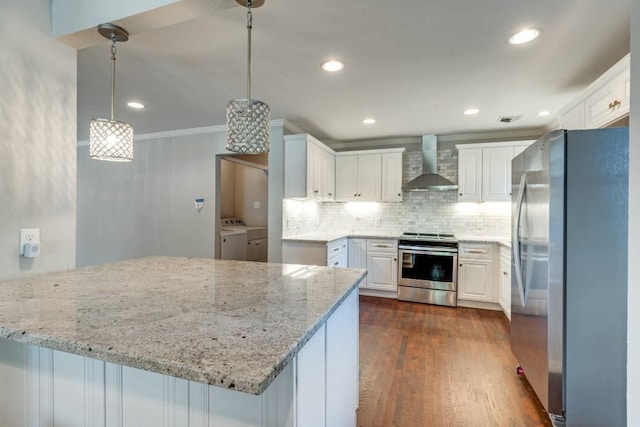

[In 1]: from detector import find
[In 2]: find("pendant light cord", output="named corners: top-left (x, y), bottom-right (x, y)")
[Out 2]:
top-left (246, 0), bottom-right (253, 100)
top-left (110, 33), bottom-right (117, 121)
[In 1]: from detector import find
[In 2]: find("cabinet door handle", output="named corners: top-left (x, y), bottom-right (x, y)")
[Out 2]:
top-left (328, 193), bottom-right (333, 196)
top-left (503, 271), bottom-right (508, 275)
top-left (459, 193), bottom-right (463, 196)
top-left (332, 247), bottom-right (340, 252)
top-left (397, 193), bottom-right (401, 197)
top-left (393, 258), bottom-right (397, 261)
top-left (314, 190), bottom-right (319, 193)
top-left (459, 263), bottom-right (463, 267)
top-left (354, 193), bottom-right (357, 197)
top-left (466, 249), bottom-right (486, 254)
top-left (223, 238), bottom-right (226, 242)
top-left (333, 261), bottom-right (339, 266)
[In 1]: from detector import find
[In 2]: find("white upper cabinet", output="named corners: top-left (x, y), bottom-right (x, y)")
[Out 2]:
top-left (457, 148), bottom-right (483, 201)
top-left (584, 65), bottom-right (630, 128)
top-left (284, 134), bottom-right (335, 201)
top-left (482, 147), bottom-right (514, 202)
top-left (560, 103), bottom-right (586, 130)
top-left (457, 141), bottom-right (533, 202)
top-left (381, 152), bottom-right (403, 202)
top-left (559, 53), bottom-right (630, 130)
top-left (357, 154), bottom-right (382, 200)
top-left (335, 155), bottom-right (360, 201)
top-left (335, 148), bottom-right (404, 202)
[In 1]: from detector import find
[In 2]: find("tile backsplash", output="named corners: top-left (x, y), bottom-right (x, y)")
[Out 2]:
top-left (283, 149), bottom-right (511, 238)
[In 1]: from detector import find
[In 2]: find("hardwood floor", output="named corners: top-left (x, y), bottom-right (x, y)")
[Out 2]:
top-left (357, 296), bottom-right (552, 427)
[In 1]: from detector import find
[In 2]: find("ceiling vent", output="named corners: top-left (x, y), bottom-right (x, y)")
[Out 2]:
top-left (498, 115), bottom-right (523, 123)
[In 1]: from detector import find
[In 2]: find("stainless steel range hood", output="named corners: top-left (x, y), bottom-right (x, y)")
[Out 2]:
top-left (403, 135), bottom-right (458, 191)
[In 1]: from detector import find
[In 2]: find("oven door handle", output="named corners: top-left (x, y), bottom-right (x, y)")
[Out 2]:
top-left (398, 246), bottom-right (457, 254)
top-left (399, 248), bottom-right (457, 257)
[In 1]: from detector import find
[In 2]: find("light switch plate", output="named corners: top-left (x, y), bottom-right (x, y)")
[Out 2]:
top-left (20, 228), bottom-right (40, 255)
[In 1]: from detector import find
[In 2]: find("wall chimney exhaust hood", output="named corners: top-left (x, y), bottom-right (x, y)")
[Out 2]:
top-left (402, 135), bottom-right (458, 191)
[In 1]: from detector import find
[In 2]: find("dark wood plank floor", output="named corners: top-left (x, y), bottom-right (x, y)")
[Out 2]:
top-left (357, 296), bottom-right (552, 427)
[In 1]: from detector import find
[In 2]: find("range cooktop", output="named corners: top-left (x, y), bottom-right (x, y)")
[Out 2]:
top-left (401, 232), bottom-right (457, 242)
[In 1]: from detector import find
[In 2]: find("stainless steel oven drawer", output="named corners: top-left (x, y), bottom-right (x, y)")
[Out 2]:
top-left (397, 277), bottom-right (456, 291)
top-left (398, 286), bottom-right (457, 307)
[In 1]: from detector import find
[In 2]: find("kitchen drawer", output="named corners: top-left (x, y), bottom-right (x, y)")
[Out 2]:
top-left (327, 238), bottom-right (347, 256)
top-left (327, 252), bottom-right (344, 268)
top-left (366, 239), bottom-right (397, 253)
top-left (459, 243), bottom-right (494, 259)
top-left (327, 238), bottom-right (347, 267)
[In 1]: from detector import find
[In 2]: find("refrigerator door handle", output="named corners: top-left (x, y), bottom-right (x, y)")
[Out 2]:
top-left (512, 172), bottom-right (527, 306)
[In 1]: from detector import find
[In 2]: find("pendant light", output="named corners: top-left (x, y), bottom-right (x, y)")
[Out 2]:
top-left (89, 23), bottom-right (134, 162)
top-left (226, 0), bottom-right (270, 154)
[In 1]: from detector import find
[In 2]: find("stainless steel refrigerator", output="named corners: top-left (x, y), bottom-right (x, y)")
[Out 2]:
top-left (511, 128), bottom-right (628, 427)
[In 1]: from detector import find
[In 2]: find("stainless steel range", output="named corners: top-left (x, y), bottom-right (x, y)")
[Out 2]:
top-left (397, 233), bottom-right (458, 307)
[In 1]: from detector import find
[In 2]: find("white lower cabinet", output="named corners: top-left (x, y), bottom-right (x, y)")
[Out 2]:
top-left (282, 238), bottom-right (347, 267)
top-left (349, 238), bottom-right (398, 295)
top-left (348, 238), bottom-right (368, 288)
top-left (457, 243), bottom-right (499, 309)
top-left (366, 252), bottom-right (397, 291)
top-left (458, 259), bottom-right (494, 301)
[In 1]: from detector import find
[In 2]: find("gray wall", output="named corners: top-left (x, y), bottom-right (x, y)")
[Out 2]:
top-left (77, 126), bottom-right (284, 267)
top-left (220, 160), bottom-right (236, 218)
top-left (628, 1), bottom-right (639, 419)
top-left (0, 1), bottom-right (77, 280)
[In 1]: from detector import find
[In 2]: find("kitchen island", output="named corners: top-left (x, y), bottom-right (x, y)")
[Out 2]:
top-left (0, 256), bottom-right (365, 426)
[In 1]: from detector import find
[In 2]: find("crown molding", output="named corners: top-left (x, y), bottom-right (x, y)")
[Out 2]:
top-left (77, 120), bottom-right (292, 146)
top-left (436, 128), bottom-right (545, 143)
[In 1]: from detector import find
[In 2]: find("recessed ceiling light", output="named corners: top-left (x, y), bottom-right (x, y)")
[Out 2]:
top-left (509, 28), bottom-right (540, 45)
top-left (127, 101), bottom-right (145, 109)
top-left (321, 60), bottom-right (344, 72)
top-left (538, 111), bottom-right (550, 116)
top-left (464, 109), bottom-right (480, 115)
top-left (362, 118), bottom-right (376, 124)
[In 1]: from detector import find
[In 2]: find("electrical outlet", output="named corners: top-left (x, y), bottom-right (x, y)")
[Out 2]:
top-left (20, 228), bottom-right (40, 255)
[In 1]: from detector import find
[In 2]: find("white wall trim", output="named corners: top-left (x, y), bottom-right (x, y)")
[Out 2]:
top-left (437, 128), bottom-right (544, 143)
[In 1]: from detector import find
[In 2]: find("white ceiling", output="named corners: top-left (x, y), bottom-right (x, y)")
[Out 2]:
top-left (77, 0), bottom-right (630, 145)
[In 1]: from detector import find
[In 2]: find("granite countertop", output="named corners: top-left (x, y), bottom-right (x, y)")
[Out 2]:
top-left (0, 256), bottom-right (366, 395)
top-left (457, 236), bottom-right (511, 248)
top-left (282, 232), bottom-right (402, 243)
top-left (282, 232), bottom-right (511, 248)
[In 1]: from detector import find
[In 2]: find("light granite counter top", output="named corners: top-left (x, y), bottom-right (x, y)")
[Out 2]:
top-left (282, 232), bottom-right (511, 248)
top-left (457, 236), bottom-right (511, 248)
top-left (0, 256), bottom-right (366, 395)
top-left (282, 232), bottom-right (402, 243)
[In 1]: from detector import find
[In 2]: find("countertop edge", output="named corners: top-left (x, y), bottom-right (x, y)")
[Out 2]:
top-left (282, 233), bottom-right (511, 248)
top-left (255, 271), bottom-right (366, 394)
top-left (0, 268), bottom-right (367, 395)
